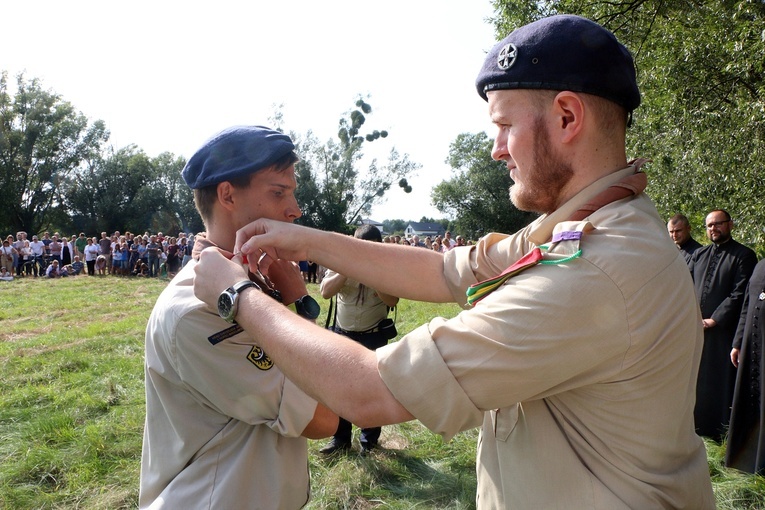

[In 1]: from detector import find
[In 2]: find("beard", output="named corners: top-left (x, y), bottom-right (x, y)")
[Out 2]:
top-left (509, 117), bottom-right (574, 214)
top-left (710, 230), bottom-right (731, 244)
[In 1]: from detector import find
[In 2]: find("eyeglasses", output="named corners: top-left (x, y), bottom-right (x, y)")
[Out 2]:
top-left (705, 220), bottom-right (731, 229)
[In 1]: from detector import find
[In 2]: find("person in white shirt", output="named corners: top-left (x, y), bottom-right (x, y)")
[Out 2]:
top-left (83, 238), bottom-right (100, 276)
top-left (28, 235), bottom-right (46, 277)
top-left (46, 259), bottom-right (61, 278)
top-left (0, 266), bottom-right (13, 281)
top-left (442, 231), bottom-right (454, 250)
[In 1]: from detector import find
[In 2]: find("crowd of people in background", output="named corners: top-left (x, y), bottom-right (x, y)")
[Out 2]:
top-left (1, 228), bottom-right (473, 284)
top-left (384, 230), bottom-right (470, 252)
top-left (0, 230), bottom-right (194, 281)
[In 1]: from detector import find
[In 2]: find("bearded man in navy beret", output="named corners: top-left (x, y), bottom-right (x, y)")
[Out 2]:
top-left (140, 126), bottom-right (337, 509)
top-left (192, 16), bottom-right (715, 509)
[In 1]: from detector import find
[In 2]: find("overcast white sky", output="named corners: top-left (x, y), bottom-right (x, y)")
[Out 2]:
top-left (4, 0), bottom-right (500, 222)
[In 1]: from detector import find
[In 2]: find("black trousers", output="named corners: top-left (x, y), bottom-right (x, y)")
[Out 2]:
top-left (331, 327), bottom-right (389, 445)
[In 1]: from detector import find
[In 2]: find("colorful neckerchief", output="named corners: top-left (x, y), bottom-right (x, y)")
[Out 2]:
top-left (466, 232), bottom-right (583, 305)
top-left (465, 162), bottom-right (649, 306)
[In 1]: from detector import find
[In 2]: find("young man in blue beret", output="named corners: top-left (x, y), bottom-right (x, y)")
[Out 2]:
top-left (139, 126), bottom-right (337, 509)
top-left (192, 16), bottom-right (715, 509)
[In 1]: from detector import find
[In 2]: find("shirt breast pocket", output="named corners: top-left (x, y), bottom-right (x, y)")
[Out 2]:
top-left (492, 403), bottom-right (520, 441)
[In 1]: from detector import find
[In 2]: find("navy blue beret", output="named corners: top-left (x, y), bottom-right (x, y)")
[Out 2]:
top-left (476, 15), bottom-right (640, 112)
top-left (182, 125), bottom-right (295, 189)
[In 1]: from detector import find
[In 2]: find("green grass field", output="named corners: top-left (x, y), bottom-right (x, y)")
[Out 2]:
top-left (0, 275), bottom-right (763, 509)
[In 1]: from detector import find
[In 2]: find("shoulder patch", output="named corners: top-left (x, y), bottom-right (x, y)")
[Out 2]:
top-left (247, 345), bottom-right (274, 370)
top-left (208, 324), bottom-right (244, 345)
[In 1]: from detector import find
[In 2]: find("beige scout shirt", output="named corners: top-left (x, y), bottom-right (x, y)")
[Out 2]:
top-left (325, 269), bottom-right (390, 332)
top-left (140, 261), bottom-right (319, 509)
top-left (378, 167), bottom-right (715, 509)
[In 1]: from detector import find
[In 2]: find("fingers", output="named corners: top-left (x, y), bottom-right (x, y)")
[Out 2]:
top-left (730, 348), bottom-right (740, 368)
top-left (233, 219), bottom-right (310, 263)
top-left (267, 259), bottom-right (307, 304)
top-left (255, 250), bottom-right (273, 276)
top-left (233, 218), bottom-right (269, 255)
top-left (193, 247), bottom-right (249, 306)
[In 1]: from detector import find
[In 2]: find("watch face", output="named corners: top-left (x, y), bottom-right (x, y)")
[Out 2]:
top-left (217, 292), bottom-right (235, 321)
top-left (297, 295), bottom-right (321, 320)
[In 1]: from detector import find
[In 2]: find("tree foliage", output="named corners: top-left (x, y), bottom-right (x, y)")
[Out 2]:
top-left (291, 99), bottom-right (420, 233)
top-left (432, 132), bottom-right (538, 239)
top-left (382, 218), bottom-right (409, 235)
top-left (0, 72), bottom-right (109, 235)
top-left (490, 0), bottom-right (765, 250)
top-left (61, 146), bottom-right (198, 235)
top-left (0, 76), bottom-right (420, 237)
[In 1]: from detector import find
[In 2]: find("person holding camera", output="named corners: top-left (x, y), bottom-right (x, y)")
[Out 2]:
top-left (318, 224), bottom-right (399, 455)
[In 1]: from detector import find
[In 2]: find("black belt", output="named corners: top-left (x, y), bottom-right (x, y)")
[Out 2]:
top-left (336, 325), bottom-right (381, 336)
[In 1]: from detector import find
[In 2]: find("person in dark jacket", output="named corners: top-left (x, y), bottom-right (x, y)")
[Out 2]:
top-left (667, 213), bottom-right (702, 267)
top-left (726, 257), bottom-right (765, 474)
top-left (690, 209), bottom-right (757, 440)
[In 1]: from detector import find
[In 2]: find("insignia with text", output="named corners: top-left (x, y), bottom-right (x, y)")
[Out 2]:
top-left (208, 324), bottom-right (244, 345)
top-left (247, 345), bottom-right (274, 370)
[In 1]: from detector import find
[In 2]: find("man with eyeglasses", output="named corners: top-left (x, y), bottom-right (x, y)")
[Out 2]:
top-left (667, 213), bottom-right (702, 267)
top-left (690, 209), bottom-right (757, 440)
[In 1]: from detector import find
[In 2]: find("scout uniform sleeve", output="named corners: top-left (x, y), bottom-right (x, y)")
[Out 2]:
top-left (378, 221), bottom-right (630, 439)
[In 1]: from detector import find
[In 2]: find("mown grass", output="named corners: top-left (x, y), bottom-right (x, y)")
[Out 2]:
top-left (0, 275), bottom-right (763, 509)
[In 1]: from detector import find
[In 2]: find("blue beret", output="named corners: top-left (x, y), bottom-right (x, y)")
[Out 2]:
top-left (476, 15), bottom-right (640, 112)
top-left (182, 125), bottom-right (295, 189)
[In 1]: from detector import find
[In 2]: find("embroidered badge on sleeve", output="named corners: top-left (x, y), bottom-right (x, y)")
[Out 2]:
top-left (247, 345), bottom-right (274, 370)
top-left (208, 325), bottom-right (274, 370)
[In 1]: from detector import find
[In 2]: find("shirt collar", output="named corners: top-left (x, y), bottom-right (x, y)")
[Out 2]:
top-left (527, 166), bottom-right (640, 246)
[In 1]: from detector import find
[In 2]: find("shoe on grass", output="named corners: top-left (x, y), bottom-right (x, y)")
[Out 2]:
top-left (359, 441), bottom-right (377, 456)
top-left (319, 438), bottom-right (351, 455)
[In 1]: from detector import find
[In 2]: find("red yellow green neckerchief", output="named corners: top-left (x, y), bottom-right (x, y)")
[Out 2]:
top-left (465, 162), bottom-right (650, 306)
top-left (465, 232), bottom-right (583, 306)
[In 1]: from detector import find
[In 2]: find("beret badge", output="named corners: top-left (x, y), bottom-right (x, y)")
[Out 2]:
top-left (497, 43), bottom-right (518, 70)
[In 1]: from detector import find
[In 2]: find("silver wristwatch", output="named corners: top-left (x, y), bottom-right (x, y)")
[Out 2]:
top-left (217, 280), bottom-right (260, 323)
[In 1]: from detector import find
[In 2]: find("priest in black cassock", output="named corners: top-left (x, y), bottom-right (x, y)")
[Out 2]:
top-left (690, 209), bottom-right (757, 440)
top-left (726, 258), bottom-right (765, 474)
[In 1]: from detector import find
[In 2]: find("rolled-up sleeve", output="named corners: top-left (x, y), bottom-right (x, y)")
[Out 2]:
top-left (378, 227), bottom-right (630, 441)
top-left (377, 322), bottom-right (484, 440)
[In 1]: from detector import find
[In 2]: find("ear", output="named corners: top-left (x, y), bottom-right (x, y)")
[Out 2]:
top-left (552, 91), bottom-right (585, 144)
top-left (216, 182), bottom-right (237, 212)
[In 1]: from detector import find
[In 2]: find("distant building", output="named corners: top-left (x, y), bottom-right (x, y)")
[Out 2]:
top-left (358, 218), bottom-right (384, 233)
top-left (405, 222), bottom-right (445, 238)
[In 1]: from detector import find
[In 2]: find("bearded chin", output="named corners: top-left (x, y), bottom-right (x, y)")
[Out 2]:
top-left (509, 184), bottom-right (525, 210)
top-left (508, 119), bottom-right (574, 215)
top-left (509, 182), bottom-right (553, 214)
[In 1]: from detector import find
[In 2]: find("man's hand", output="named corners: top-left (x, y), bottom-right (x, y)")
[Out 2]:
top-left (193, 247), bottom-right (249, 307)
top-left (234, 219), bottom-right (314, 275)
top-left (702, 318), bottom-right (717, 329)
top-left (731, 347), bottom-right (740, 368)
top-left (265, 258), bottom-right (307, 305)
